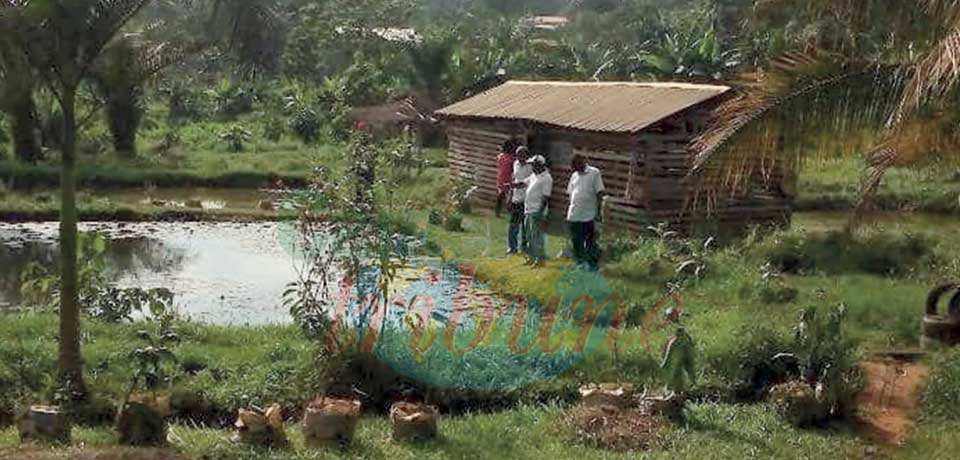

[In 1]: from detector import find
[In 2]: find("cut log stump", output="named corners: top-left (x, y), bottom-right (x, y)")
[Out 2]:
top-left (579, 383), bottom-right (636, 410)
top-left (233, 403), bottom-right (288, 448)
top-left (116, 401), bottom-right (168, 446)
top-left (16, 405), bottom-right (71, 444)
top-left (302, 397), bottom-right (361, 448)
top-left (390, 402), bottom-right (439, 442)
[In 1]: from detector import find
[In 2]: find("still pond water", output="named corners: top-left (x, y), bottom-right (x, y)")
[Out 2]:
top-left (0, 221), bottom-right (301, 324)
top-left (0, 211), bottom-right (953, 325)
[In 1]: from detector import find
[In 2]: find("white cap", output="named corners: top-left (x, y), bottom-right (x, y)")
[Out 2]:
top-left (526, 155), bottom-right (546, 165)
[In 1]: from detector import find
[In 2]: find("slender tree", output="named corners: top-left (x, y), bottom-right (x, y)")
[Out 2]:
top-left (11, 0), bottom-right (153, 397)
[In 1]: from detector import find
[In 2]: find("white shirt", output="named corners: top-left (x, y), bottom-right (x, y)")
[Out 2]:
top-left (511, 161), bottom-right (534, 203)
top-left (523, 171), bottom-right (553, 214)
top-left (567, 165), bottom-right (605, 222)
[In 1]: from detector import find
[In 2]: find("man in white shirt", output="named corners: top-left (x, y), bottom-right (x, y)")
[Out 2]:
top-left (507, 146), bottom-right (533, 254)
top-left (521, 155), bottom-right (552, 266)
top-left (566, 154), bottom-right (605, 270)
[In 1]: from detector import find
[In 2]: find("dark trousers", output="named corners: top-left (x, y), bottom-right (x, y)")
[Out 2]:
top-left (569, 221), bottom-right (598, 269)
top-left (508, 202), bottom-right (525, 253)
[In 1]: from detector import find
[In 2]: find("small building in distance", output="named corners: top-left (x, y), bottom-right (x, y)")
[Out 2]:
top-left (434, 81), bottom-right (794, 233)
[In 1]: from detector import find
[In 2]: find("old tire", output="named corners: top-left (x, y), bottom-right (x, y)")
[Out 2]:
top-left (922, 315), bottom-right (960, 348)
top-left (926, 283), bottom-right (960, 316)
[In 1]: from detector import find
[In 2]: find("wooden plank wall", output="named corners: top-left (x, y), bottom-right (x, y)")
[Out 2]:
top-left (446, 119), bottom-right (651, 233)
top-left (444, 109), bottom-right (794, 237)
top-left (446, 119), bottom-right (521, 205)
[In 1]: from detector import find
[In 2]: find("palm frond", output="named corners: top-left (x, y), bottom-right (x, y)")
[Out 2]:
top-left (688, 51), bottom-right (908, 211)
top-left (84, 0), bottom-right (153, 67)
top-left (892, 21), bottom-right (960, 124)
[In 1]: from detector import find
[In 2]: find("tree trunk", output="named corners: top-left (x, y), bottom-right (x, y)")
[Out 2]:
top-left (107, 88), bottom-right (141, 158)
top-left (9, 99), bottom-right (41, 163)
top-left (57, 88), bottom-right (86, 398)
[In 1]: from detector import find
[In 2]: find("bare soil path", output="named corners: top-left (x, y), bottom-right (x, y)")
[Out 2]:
top-left (856, 355), bottom-right (929, 446)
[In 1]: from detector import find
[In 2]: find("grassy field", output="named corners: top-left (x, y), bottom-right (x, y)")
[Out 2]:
top-left (796, 159), bottom-right (960, 213)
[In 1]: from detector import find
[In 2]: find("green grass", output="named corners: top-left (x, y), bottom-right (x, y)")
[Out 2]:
top-left (0, 313), bottom-right (321, 425)
top-left (797, 158), bottom-right (960, 214)
top-left (0, 402), bottom-right (873, 460)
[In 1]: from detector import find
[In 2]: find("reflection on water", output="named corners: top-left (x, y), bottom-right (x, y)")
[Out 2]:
top-left (0, 222), bottom-right (300, 324)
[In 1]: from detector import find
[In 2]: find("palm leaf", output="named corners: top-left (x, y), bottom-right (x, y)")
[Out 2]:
top-left (688, 50), bottom-right (908, 212)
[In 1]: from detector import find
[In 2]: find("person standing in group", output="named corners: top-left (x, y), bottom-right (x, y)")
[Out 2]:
top-left (521, 155), bottom-right (553, 266)
top-left (495, 140), bottom-right (517, 218)
top-left (507, 146), bottom-right (532, 254)
top-left (566, 154), bottom-right (605, 271)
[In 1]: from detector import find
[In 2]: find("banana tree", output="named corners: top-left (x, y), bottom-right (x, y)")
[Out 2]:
top-left (11, 0), bottom-right (155, 397)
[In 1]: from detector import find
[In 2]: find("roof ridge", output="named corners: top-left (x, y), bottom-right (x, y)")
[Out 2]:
top-left (505, 80), bottom-right (731, 91)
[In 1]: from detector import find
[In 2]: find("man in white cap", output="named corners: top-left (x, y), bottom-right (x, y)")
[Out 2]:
top-left (507, 146), bottom-right (532, 254)
top-left (520, 155), bottom-right (552, 266)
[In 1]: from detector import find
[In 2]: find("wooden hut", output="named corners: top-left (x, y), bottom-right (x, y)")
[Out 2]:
top-left (434, 81), bottom-right (793, 233)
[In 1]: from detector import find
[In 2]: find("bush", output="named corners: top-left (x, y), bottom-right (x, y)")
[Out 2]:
top-left (704, 325), bottom-right (791, 401)
top-left (219, 125), bottom-right (253, 153)
top-left (754, 231), bottom-right (933, 277)
top-left (289, 106), bottom-right (322, 144)
top-left (922, 349), bottom-right (960, 421)
top-left (263, 116), bottom-right (286, 142)
top-left (443, 213), bottom-right (464, 232)
top-left (428, 208), bottom-right (444, 226)
top-left (212, 82), bottom-right (257, 120)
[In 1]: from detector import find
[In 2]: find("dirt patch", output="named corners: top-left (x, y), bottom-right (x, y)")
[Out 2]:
top-left (856, 356), bottom-right (929, 446)
top-left (0, 447), bottom-right (184, 460)
top-left (565, 405), bottom-right (665, 451)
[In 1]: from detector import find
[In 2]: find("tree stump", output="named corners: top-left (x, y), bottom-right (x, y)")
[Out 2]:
top-left (579, 383), bottom-right (636, 410)
top-left (767, 380), bottom-right (829, 427)
top-left (116, 401), bottom-right (167, 446)
top-left (16, 405), bottom-right (71, 444)
top-left (233, 404), bottom-right (287, 448)
top-left (257, 200), bottom-right (276, 211)
top-left (302, 397), bottom-right (361, 448)
top-left (641, 390), bottom-right (683, 419)
top-left (390, 402), bottom-right (439, 442)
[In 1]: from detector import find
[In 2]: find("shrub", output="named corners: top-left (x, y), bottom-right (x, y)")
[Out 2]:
top-left (288, 106), bottom-right (322, 144)
top-left (263, 117), bottom-right (286, 142)
top-left (754, 230), bottom-right (933, 277)
top-left (443, 213), bottom-right (464, 232)
top-left (922, 349), bottom-right (960, 421)
top-left (219, 125), bottom-right (253, 153)
top-left (161, 79), bottom-right (210, 123)
top-left (428, 208), bottom-right (444, 226)
top-left (211, 82), bottom-right (257, 120)
top-left (704, 325), bottom-right (790, 401)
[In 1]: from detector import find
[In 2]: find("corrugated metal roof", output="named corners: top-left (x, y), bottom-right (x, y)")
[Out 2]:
top-left (435, 81), bottom-right (731, 133)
